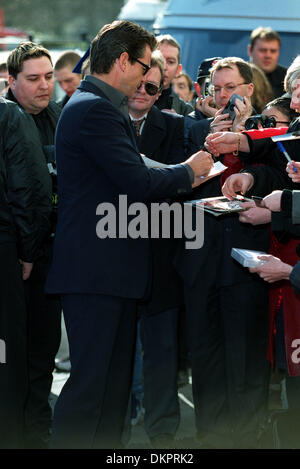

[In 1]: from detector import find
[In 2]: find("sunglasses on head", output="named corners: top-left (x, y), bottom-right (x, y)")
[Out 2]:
top-left (137, 81), bottom-right (161, 96)
top-left (245, 114), bottom-right (289, 130)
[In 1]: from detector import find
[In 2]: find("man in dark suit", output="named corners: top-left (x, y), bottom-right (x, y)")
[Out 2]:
top-left (46, 20), bottom-right (213, 449)
top-left (128, 50), bottom-right (186, 448)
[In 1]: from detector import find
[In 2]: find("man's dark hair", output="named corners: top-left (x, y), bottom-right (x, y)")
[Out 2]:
top-left (250, 27), bottom-right (281, 49)
top-left (90, 20), bottom-right (157, 75)
top-left (263, 96), bottom-right (297, 123)
top-left (210, 57), bottom-right (253, 85)
top-left (7, 41), bottom-right (52, 79)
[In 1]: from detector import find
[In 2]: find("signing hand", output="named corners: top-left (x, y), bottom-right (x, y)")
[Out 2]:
top-left (249, 255), bottom-right (293, 283)
top-left (185, 150), bottom-right (214, 188)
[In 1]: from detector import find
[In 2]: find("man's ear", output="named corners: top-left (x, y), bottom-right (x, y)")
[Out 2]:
top-left (118, 51), bottom-right (129, 73)
top-left (194, 82), bottom-right (201, 97)
top-left (175, 63), bottom-right (182, 78)
top-left (247, 82), bottom-right (254, 98)
top-left (247, 44), bottom-right (253, 59)
top-left (8, 75), bottom-right (16, 91)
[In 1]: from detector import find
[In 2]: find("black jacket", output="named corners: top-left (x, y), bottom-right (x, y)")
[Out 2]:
top-left (0, 98), bottom-right (52, 261)
top-left (6, 88), bottom-right (61, 236)
top-left (136, 106), bottom-right (186, 315)
top-left (155, 86), bottom-right (193, 116)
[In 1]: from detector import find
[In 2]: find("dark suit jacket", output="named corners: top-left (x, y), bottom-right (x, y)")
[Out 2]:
top-left (188, 118), bottom-right (212, 155)
top-left (136, 106), bottom-right (186, 314)
top-left (139, 106), bottom-right (185, 164)
top-left (46, 79), bottom-right (192, 298)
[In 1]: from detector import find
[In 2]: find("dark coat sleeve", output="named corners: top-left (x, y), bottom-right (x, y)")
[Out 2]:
top-left (3, 102), bottom-right (52, 261)
top-left (76, 100), bottom-right (192, 202)
top-left (240, 118), bottom-right (300, 197)
top-left (187, 118), bottom-right (211, 155)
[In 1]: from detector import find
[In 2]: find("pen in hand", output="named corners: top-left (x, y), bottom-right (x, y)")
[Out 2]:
top-left (276, 141), bottom-right (298, 172)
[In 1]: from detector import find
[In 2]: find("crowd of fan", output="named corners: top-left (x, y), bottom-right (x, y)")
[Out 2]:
top-left (1, 22), bottom-right (300, 450)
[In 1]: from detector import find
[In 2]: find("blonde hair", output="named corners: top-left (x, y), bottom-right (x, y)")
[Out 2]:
top-left (150, 50), bottom-right (165, 88)
top-left (284, 55), bottom-right (300, 94)
top-left (249, 63), bottom-right (273, 112)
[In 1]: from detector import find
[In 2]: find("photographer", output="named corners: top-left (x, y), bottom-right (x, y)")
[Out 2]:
top-left (188, 57), bottom-right (255, 153)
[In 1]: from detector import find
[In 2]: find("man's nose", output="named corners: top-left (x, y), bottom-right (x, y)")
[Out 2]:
top-left (138, 82), bottom-right (146, 93)
top-left (39, 77), bottom-right (49, 88)
top-left (291, 98), bottom-right (299, 110)
top-left (219, 87), bottom-right (228, 99)
top-left (61, 83), bottom-right (69, 92)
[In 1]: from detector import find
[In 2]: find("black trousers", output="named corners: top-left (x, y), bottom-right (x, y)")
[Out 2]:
top-left (23, 242), bottom-right (61, 447)
top-left (51, 293), bottom-right (138, 449)
top-left (184, 271), bottom-right (270, 448)
top-left (0, 242), bottom-right (27, 448)
top-left (140, 307), bottom-right (180, 439)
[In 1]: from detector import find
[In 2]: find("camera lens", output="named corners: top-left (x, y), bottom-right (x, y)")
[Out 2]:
top-left (245, 118), bottom-right (257, 130)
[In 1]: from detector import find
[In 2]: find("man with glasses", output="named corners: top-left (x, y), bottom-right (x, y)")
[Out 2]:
top-left (176, 57), bottom-right (270, 448)
top-left (188, 57), bottom-right (254, 152)
top-left (128, 50), bottom-right (185, 448)
top-left (46, 20), bottom-right (213, 449)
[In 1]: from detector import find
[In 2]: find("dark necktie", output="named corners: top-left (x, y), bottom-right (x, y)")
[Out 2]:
top-left (132, 118), bottom-right (145, 137)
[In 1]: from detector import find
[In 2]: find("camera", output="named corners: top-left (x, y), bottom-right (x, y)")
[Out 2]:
top-left (244, 114), bottom-right (276, 130)
top-left (222, 94), bottom-right (243, 121)
top-left (202, 77), bottom-right (211, 97)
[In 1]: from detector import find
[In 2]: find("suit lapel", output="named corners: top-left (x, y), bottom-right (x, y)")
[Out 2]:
top-left (139, 107), bottom-right (166, 161)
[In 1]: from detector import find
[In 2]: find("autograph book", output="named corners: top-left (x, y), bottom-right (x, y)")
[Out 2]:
top-left (184, 195), bottom-right (251, 217)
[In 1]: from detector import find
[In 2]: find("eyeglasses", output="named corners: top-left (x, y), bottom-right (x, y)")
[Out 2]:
top-left (209, 82), bottom-right (247, 95)
top-left (245, 114), bottom-right (290, 130)
top-left (132, 58), bottom-right (151, 76)
top-left (137, 81), bottom-right (161, 96)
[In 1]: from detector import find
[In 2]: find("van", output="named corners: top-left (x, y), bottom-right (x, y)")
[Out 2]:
top-left (118, 0), bottom-right (167, 31)
top-left (153, 0), bottom-right (300, 79)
